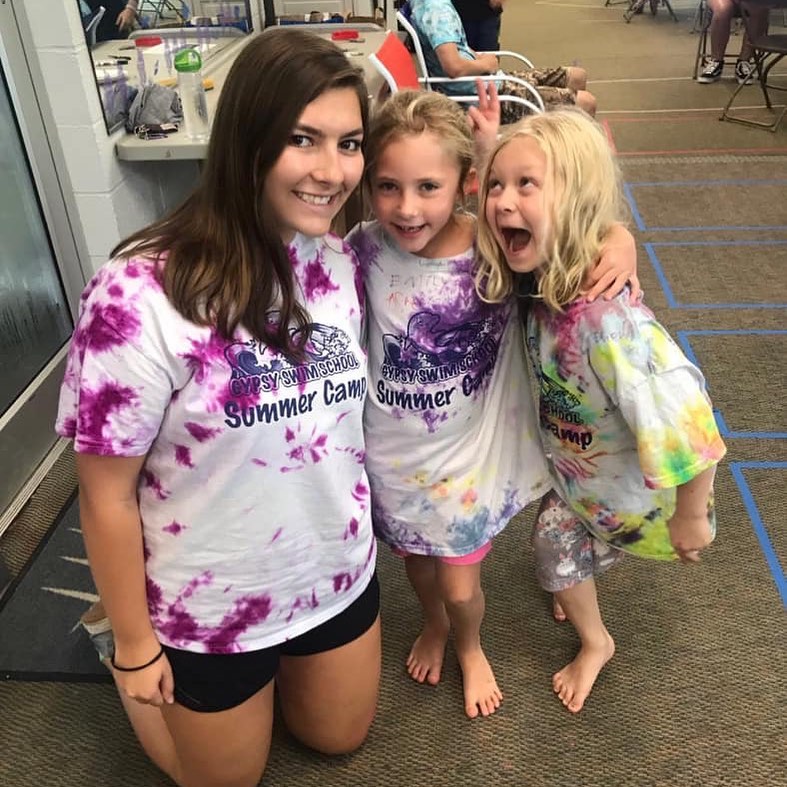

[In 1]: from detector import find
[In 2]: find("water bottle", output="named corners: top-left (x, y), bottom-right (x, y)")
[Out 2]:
top-left (174, 48), bottom-right (209, 141)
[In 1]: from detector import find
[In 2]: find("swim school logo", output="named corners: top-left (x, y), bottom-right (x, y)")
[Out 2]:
top-left (223, 318), bottom-right (366, 428)
top-left (225, 321), bottom-right (359, 393)
top-left (375, 310), bottom-right (500, 410)
top-left (538, 374), bottom-right (594, 450)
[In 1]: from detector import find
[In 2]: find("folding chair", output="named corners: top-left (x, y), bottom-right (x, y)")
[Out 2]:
top-left (368, 31), bottom-right (542, 196)
top-left (623, 0), bottom-right (679, 22)
top-left (368, 30), bottom-right (542, 116)
top-left (138, 0), bottom-right (187, 27)
top-left (395, 3), bottom-right (545, 113)
top-left (720, 0), bottom-right (787, 131)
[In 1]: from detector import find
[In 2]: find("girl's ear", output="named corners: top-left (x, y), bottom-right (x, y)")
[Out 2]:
top-left (463, 167), bottom-right (480, 197)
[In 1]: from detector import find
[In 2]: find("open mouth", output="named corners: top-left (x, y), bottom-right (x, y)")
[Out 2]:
top-left (296, 191), bottom-right (338, 206)
top-left (393, 223), bottom-right (426, 235)
top-left (501, 227), bottom-right (531, 253)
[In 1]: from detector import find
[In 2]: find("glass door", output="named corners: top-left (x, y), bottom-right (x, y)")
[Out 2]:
top-left (0, 66), bottom-right (72, 415)
top-left (0, 4), bottom-right (86, 528)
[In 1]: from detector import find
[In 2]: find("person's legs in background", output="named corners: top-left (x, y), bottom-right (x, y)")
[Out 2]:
top-left (733, 4), bottom-right (770, 83)
top-left (698, 0), bottom-right (735, 82)
top-left (499, 66), bottom-right (597, 124)
top-left (698, 0), bottom-right (768, 84)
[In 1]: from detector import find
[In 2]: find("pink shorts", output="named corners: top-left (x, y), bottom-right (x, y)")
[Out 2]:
top-left (391, 540), bottom-right (492, 566)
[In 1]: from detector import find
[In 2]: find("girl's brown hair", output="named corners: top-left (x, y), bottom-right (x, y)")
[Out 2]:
top-left (112, 29), bottom-right (369, 358)
top-left (363, 90), bottom-right (474, 195)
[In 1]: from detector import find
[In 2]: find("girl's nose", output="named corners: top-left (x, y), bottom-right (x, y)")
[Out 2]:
top-left (313, 148), bottom-right (342, 185)
top-left (397, 190), bottom-right (418, 218)
top-left (495, 185), bottom-right (516, 212)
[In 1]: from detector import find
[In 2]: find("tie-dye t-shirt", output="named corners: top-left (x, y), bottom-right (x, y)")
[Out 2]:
top-left (526, 290), bottom-right (726, 559)
top-left (55, 233), bottom-right (376, 653)
top-left (348, 221), bottom-right (550, 557)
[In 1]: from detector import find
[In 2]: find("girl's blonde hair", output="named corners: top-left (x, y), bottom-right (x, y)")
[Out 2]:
top-left (476, 108), bottom-right (626, 310)
top-left (364, 90), bottom-right (474, 194)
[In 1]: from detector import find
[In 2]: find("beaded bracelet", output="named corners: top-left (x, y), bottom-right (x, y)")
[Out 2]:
top-left (111, 645), bottom-right (165, 672)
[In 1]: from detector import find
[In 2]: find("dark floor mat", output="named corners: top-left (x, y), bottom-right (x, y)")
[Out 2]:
top-left (0, 496), bottom-right (107, 680)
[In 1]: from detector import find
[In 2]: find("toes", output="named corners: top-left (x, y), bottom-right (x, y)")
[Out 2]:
top-left (466, 703), bottom-right (480, 719)
top-left (568, 696), bottom-right (585, 713)
top-left (426, 669), bottom-right (441, 685)
top-left (407, 662), bottom-right (424, 682)
top-left (557, 682), bottom-right (574, 706)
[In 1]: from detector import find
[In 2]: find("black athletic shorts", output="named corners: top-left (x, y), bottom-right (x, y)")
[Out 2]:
top-left (163, 573), bottom-right (380, 713)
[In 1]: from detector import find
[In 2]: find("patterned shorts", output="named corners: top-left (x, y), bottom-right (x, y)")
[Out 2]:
top-left (532, 491), bottom-right (624, 592)
top-left (499, 67), bottom-right (575, 125)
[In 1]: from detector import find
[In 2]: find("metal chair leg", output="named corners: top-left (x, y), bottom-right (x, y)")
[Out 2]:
top-left (662, 0), bottom-right (680, 22)
top-left (720, 52), bottom-right (787, 132)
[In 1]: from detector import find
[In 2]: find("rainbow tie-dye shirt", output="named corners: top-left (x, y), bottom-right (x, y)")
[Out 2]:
top-left (56, 233), bottom-right (376, 653)
top-left (349, 220), bottom-right (550, 558)
top-left (526, 290), bottom-right (726, 559)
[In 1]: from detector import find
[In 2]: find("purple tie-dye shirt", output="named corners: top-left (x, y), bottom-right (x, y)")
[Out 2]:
top-left (56, 233), bottom-right (376, 653)
top-left (348, 220), bottom-right (550, 557)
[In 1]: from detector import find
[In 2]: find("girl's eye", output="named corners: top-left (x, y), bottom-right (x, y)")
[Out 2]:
top-left (341, 138), bottom-right (363, 153)
top-left (420, 182), bottom-right (439, 192)
top-left (519, 177), bottom-right (533, 188)
top-left (290, 134), bottom-right (312, 148)
top-left (375, 181), bottom-right (397, 192)
top-left (487, 180), bottom-right (502, 193)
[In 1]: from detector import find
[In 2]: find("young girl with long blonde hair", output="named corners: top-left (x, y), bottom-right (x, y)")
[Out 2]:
top-left (476, 108), bottom-right (726, 714)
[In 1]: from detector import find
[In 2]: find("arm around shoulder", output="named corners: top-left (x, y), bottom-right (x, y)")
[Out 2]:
top-left (585, 223), bottom-right (640, 303)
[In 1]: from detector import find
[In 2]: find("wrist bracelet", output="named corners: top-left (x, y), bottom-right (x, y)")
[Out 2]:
top-left (111, 645), bottom-right (164, 672)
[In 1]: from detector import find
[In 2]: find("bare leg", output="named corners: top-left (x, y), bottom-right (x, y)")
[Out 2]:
top-left (552, 577), bottom-right (615, 714)
top-left (404, 555), bottom-right (450, 685)
top-left (708, 0), bottom-right (734, 60)
top-left (108, 662), bottom-right (276, 787)
top-left (566, 66), bottom-right (588, 91)
top-left (84, 599), bottom-right (268, 786)
top-left (160, 683), bottom-right (274, 787)
top-left (110, 668), bottom-right (183, 784)
top-left (575, 90), bottom-right (597, 117)
top-left (277, 616), bottom-right (381, 754)
top-left (81, 597), bottom-right (181, 783)
top-left (436, 561), bottom-right (502, 719)
top-left (739, 6), bottom-right (769, 60)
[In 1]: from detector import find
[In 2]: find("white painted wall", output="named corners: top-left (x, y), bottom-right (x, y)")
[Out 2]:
top-left (15, 0), bottom-right (265, 278)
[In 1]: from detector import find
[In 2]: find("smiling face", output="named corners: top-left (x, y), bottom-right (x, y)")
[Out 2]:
top-left (264, 87), bottom-right (365, 243)
top-left (369, 131), bottom-right (465, 259)
top-left (484, 135), bottom-right (550, 274)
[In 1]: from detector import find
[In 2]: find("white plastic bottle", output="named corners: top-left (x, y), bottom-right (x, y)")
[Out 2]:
top-left (174, 48), bottom-right (209, 142)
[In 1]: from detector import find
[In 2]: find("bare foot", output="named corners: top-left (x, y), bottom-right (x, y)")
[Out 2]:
top-left (457, 647), bottom-right (503, 718)
top-left (406, 622), bottom-right (449, 685)
top-left (552, 596), bottom-right (567, 622)
top-left (552, 632), bottom-right (615, 713)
